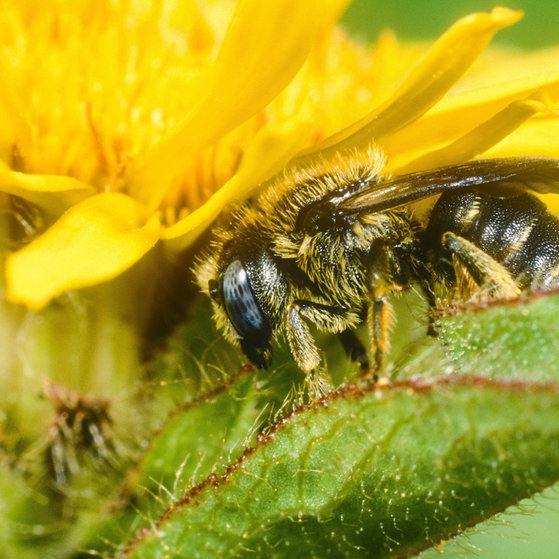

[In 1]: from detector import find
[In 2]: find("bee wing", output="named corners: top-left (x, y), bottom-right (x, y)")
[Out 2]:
top-left (339, 157), bottom-right (559, 215)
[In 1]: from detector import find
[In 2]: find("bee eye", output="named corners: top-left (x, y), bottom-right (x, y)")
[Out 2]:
top-left (221, 259), bottom-right (272, 347)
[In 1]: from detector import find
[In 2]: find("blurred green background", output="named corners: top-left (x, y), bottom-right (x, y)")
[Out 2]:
top-left (343, 0), bottom-right (559, 48)
top-left (343, 2), bottom-right (559, 558)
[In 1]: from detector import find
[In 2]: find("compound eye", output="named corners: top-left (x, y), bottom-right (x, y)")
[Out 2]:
top-left (221, 259), bottom-right (272, 347)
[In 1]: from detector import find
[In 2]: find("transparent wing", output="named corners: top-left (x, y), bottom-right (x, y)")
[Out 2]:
top-left (339, 157), bottom-right (559, 215)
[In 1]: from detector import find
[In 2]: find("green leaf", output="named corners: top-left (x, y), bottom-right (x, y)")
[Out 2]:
top-left (107, 293), bottom-right (559, 558)
top-left (134, 371), bottom-right (262, 508)
top-left (122, 377), bottom-right (559, 558)
top-left (436, 293), bottom-right (559, 381)
top-left (78, 292), bottom-right (559, 558)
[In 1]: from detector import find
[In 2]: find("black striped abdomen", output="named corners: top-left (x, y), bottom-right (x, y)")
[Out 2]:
top-left (424, 190), bottom-right (559, 291)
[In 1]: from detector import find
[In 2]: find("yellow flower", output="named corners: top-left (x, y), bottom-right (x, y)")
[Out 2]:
top-left (0, 0), bottom-right (357, 308)
top-left (3, 2), bottom-right (559, 313)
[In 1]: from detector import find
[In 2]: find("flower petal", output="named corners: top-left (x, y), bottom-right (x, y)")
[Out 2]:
top-left (381, 62), bottom-right (559, 166)
top-left (162, 119), bottom-right (309, 251)
top-left (5, 193), bottom-right (160, 309)
top-left (391, 99), bottom-right (553, 173)
top-left (0, 162), bottom-right (95, 216)
top-left (484, 115), bottom-right (559, 158)
top-left (131, 0), bottom-right (345, 210)
top-left (290, 7), bottom-right (522, 168)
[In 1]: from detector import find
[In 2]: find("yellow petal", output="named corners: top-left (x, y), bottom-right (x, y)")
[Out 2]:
top-left (0, 162), bottom-right (95, 216)
top-left (162, 118), bottom-right (309, 251)
top-left (390, 99), bottom-right (553, 173)
top-left (290, 7), bottom-right (523, 168)
top-left (452, 45), bottom-right (559, 92)
top-left (381, 63), bottom-right (559, 165)
top-left (5, 193), bottom-right (160, 310)
top-left (484, 115), bottom-right (559, 158)
top-left (131, 0), bottom-right (342, 210)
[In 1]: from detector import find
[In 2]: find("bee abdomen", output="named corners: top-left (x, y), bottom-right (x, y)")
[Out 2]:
top-left (424, 190), bottom-right (559, 291)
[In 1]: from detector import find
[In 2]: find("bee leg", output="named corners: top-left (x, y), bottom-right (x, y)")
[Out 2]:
top-left (366, 244), bottom-right (400, 372)
top-left (367, 295), bottom-right (394, 372)
top-left (442, 232), bottom-right (521, 299)
top-left (286, 302), bottom-right (321, 373)
top-left (286, 300), bottom-right (353, 373)
top-left (420, 285), bottom-right (441, 336)
top-left (338, 330), bottom-right (369, 371)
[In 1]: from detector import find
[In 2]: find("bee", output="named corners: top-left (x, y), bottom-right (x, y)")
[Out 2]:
top-left (195, 146), bottom-right (559, 374)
